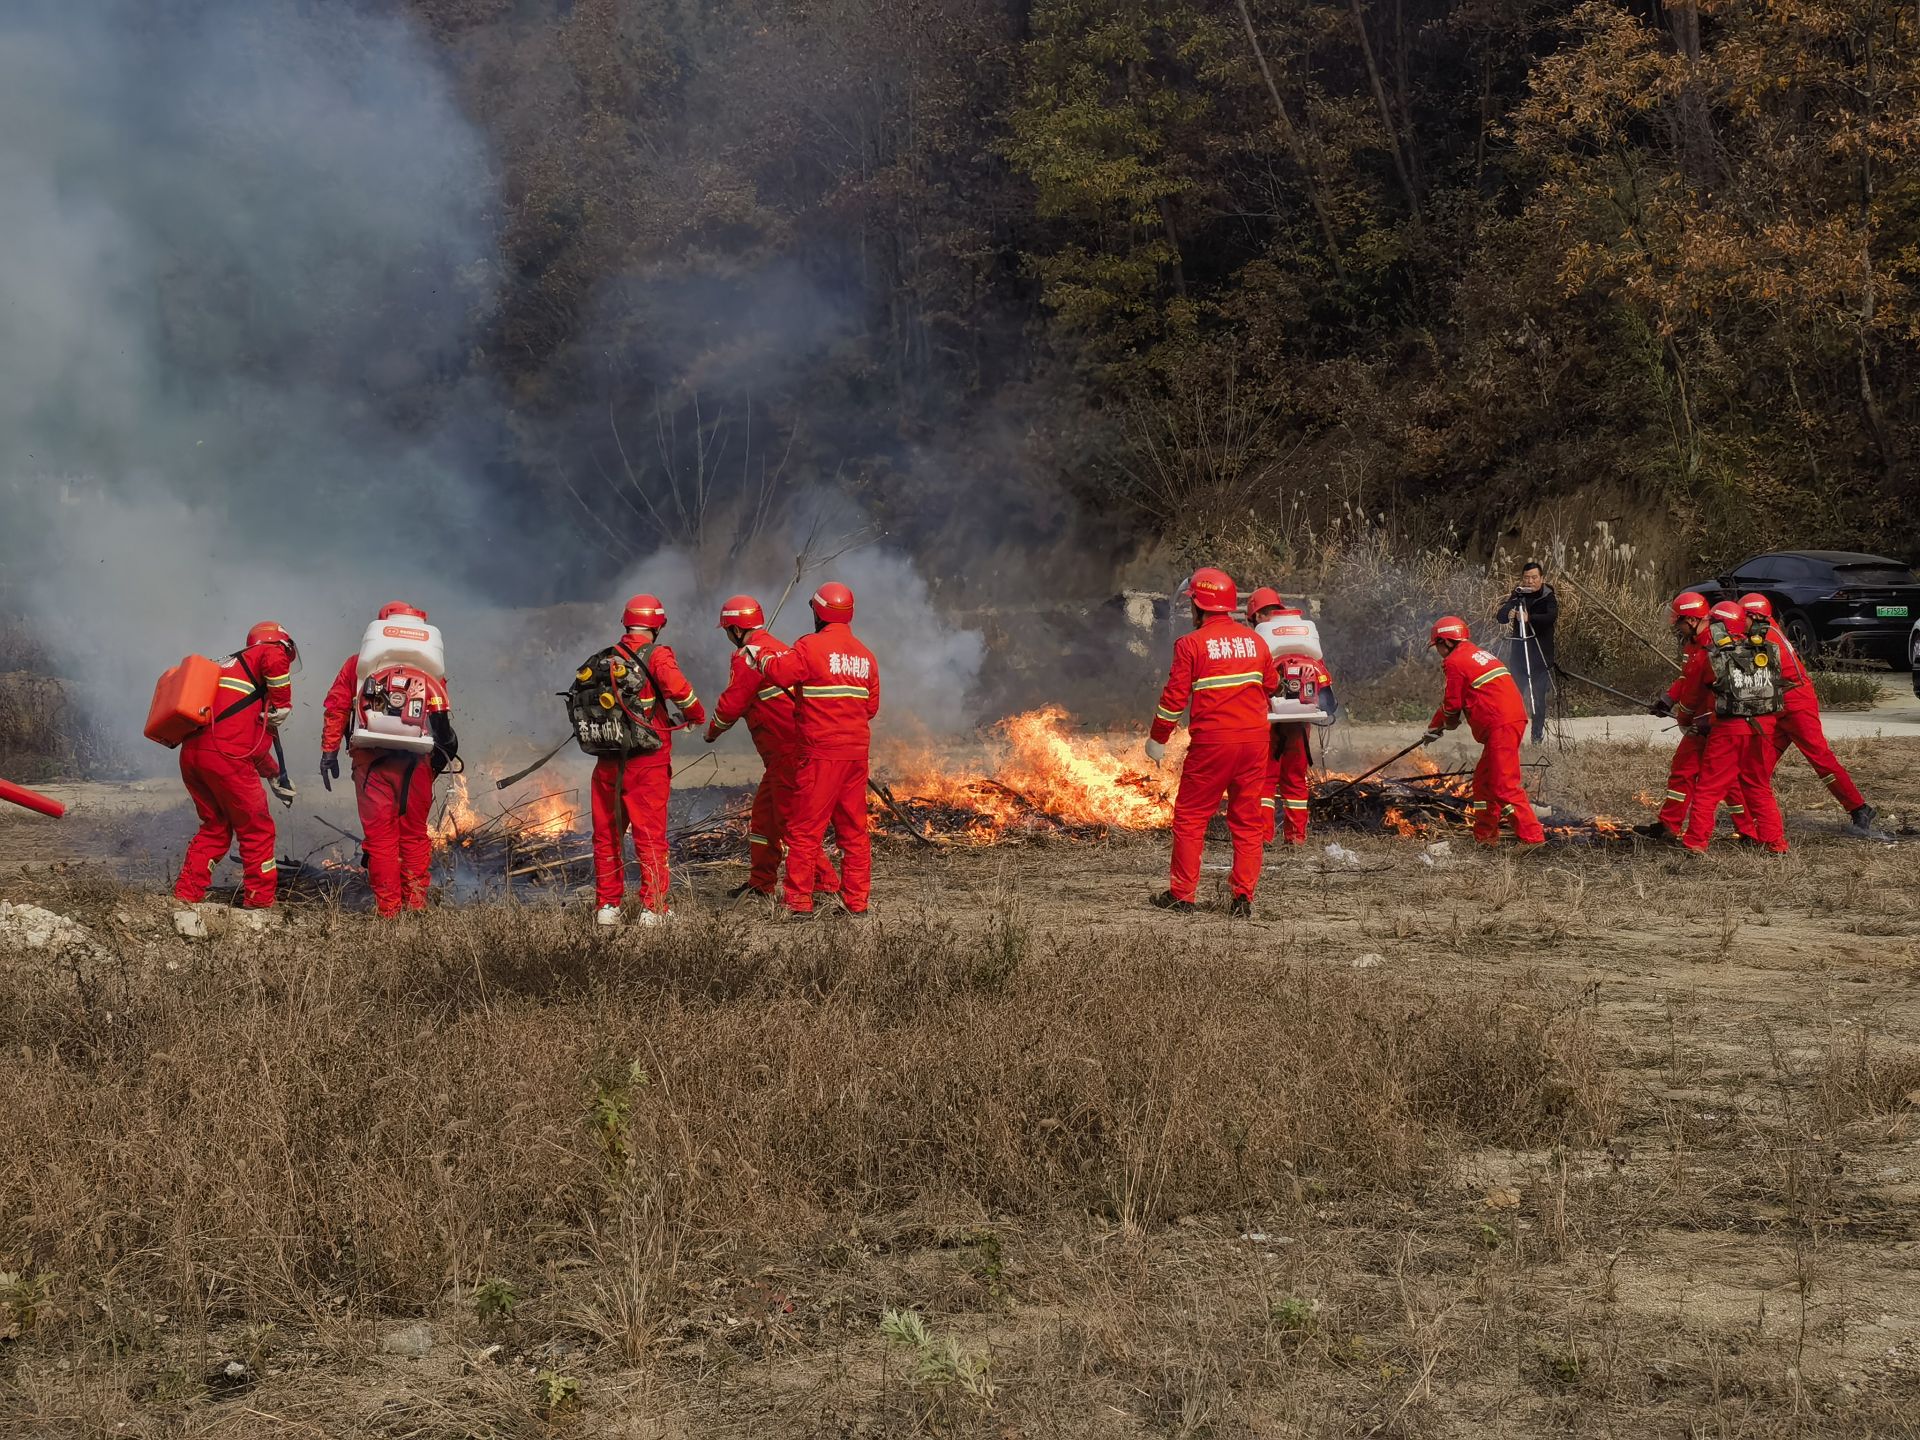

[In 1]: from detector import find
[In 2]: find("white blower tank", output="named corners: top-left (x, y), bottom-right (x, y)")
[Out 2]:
top-left (358, 617), bottom-right (446, 679)
top-left (1256, 613), bottom-right (1322, 661)
top-left (1258, 615), bottom-right (1332, 725)
top-left (349, 617), bottom-right (447, 754)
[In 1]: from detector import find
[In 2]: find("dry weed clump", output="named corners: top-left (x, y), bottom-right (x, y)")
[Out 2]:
top-left (0, 902), bottom-right (1615, 1334)
top-left (1235, 514), bottom-right (1684, 713)
top-left (0, 672), bottom-right (121, 779)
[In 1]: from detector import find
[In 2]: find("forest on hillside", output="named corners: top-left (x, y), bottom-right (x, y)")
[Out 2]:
top-left (390, 0), bottom-right (1919, 583)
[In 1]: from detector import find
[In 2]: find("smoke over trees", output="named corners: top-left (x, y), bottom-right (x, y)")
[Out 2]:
top-left (412, 0), bottom-right (1919, 572)
top-left (3, 0), bottom-right (1915, 645)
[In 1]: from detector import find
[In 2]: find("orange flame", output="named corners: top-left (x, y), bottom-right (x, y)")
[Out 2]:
top-left (432, 771), bottom-right (579, 848)
top-left (882, 706), bottom-right (1181, 841)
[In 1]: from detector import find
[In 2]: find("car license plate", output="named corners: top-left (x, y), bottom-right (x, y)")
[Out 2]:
top-left (1876, 605), bottom-right (1909, 618)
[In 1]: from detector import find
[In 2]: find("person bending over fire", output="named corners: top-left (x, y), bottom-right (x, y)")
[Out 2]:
top-left (1144, 568), bottom-right (1278, 917)
top-left (1423, 616), bottom-right (1545, 849)
top-left (1637, 591), bottom-right (1715, 840)
top-left (174, 622), bottom-right (298, 910)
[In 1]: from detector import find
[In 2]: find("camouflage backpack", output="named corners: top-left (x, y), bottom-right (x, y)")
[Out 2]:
top-left (1706, 615), bottom-right (1784, 719)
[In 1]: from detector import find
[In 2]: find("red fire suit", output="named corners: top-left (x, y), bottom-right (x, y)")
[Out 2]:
top-left (1655, 633), bottom-right (1711, 835)
top-left (760, 623), bottom-right (879, 914)
top-left (174, 641), bottom-right (293, 908)
top-left (1264, 654), bottom-right (1331, 845)
top-left (1152, 615), bottom-right (1280, 901)
top-left (322, 656), bottom-right (453, 916)
top-left (711, 629), bottom-right (840, 898)
top-left (1431, 644), bottom-right (1545, 846)
top-left (1669, 628), bottom-right (1786, 853)
top-left (589, 638), bottom-right (704, 911)
top-left (1734, 632), bottom-right (1863, 835)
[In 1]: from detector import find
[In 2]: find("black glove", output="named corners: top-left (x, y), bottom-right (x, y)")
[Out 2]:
top-left (321, 751), bottom-right (340, 791)
top-left (1688, 717), bottom-right (1713, 737)
top-left (1647, 697), bottom-right (1673, 718)
top-left (1421, 727), bottom-right (1445, 745)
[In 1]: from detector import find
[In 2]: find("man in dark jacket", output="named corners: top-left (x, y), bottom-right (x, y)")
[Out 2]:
top-left (1494, 560), bottom-right (1557, 744)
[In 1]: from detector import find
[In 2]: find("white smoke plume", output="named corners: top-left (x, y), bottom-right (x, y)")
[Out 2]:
top-left (0, 0), bottom-right (982, 818)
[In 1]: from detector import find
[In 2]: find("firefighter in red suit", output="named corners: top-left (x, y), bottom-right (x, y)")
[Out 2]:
top-left (1637, 592), bottom-right (1714, 839)
top-left (173, 622), bottom-right (298, 909)
top-left (319, 602), bottom-right (459, 917)
top-left (591, 595), bottom-right (705, 925)
top-left (1146, 569), bottom-right (1279, 916)
top-left (1270, 649), bottom-right (1332, 846)
top-left (1245, 588), bottom-right (1333, 846)
top-left (706, 594), bottom-right (841, 902)
top-left (1670, 600), bottom-right (1787, 854)
top-left (1734, 594), bottom-right (1875, 835)
top-left (1424, 616), bottom-right (1545, 847)
top-left (753, 582), bottom-right (878, 919)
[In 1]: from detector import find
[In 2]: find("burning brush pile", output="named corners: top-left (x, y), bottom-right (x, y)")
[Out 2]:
top-left (339, 708), bottom-right (1626, 902)
top-left (877, 709), bottom-right (1626, 847)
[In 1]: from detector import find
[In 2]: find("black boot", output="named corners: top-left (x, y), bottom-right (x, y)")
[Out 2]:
top-left (1150, 890), bottom-right (1196, 913)
top-left (1228, 894), bottom-right (1253, 919)
top-left (1850, 804), bottom-right (1877, 832)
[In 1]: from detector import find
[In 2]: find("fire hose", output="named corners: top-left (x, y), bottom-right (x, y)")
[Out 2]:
top-left (0, 777), bottom-right (66, 819)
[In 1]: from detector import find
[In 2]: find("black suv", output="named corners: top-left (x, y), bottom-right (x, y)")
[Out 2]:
top-left (1690, 551), bottom-right (1918, 667)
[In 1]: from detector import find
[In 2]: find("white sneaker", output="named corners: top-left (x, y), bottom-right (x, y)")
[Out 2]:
top-left (594, 905), bottom-right (623, 928)
top-left (636, 907), bottom-right (674, 928)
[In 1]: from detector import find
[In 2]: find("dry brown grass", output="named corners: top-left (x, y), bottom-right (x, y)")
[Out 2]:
top-left (0, 906), bottom-right (1614, 1323)
top-left (3, 738), bottom-right (1918, 1436)
top-left (0, 672), bottom-right (121, 780)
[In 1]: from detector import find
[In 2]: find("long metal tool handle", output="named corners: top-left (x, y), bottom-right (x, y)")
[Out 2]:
top-left (1556, 572), bottom-right (1683, 674)
top-left (495, 732), bottom-right (575, 791)
top-left (1552, 664), bottom-right (1653, 708)
top-left (868, 779), bottom-right (937, 847)
top-left (1318, 736), bottom-right (1428, 800)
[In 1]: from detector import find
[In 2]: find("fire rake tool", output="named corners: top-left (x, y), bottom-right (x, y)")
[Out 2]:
top-left (495, 733), bottom-right (575, 791)
top-left (1317, 736), bottom-right (1431, 801)
top-left (1552, 665), bottom-right (1655, 709)
top-left (1555, 573), bottom-right (1683, 674)
top-left (867, 779), bottom-right (937, 846)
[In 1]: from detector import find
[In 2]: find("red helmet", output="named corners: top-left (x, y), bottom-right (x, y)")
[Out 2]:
top-left (1670, 591), bottom-right (1710, 622)
top-left (1186, 567), bottom-right (1237, 615)
top-left (1708, 599), bottom-right (1748, 629)
top-left (246, 621), bottom-right (300, 674)
top-left (810, 582), bottom-right (855, 625)
top-left (717, 594), bottom-right (765, 630)
top-left (1739, 592), bottom-right (1773, 618)
top-left (1429, 615), bottom-right (1470, 647)
top-left (1244, 586), bottom-right (1284, 622)
top-left (622, 594), bottom-right (667, 630)
top-left (378, 601), bottom-right (427, 621)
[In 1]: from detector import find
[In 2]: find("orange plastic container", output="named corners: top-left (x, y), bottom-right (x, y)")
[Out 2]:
top-left (144, 655), bottom-right (222, 747)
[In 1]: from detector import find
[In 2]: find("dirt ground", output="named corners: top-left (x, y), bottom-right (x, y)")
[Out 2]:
top-left (1, 735), bottom-right (1917, 1437)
